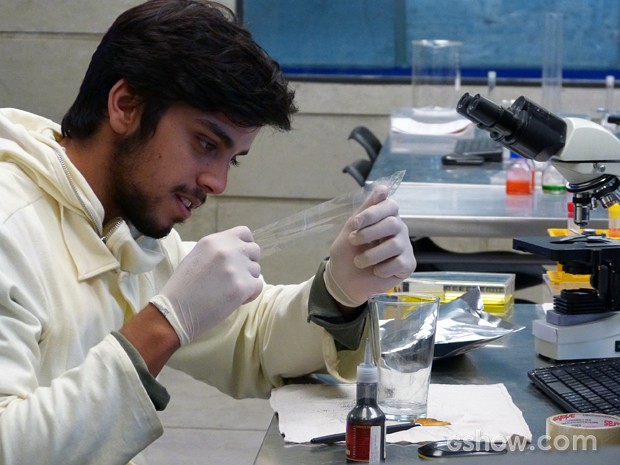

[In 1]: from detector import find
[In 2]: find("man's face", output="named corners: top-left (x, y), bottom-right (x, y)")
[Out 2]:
top-left (109, 104), bottom-right (259, 238)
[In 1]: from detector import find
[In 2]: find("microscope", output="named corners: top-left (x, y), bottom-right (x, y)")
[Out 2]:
top-left (457, 92), bottom-right (620, 361)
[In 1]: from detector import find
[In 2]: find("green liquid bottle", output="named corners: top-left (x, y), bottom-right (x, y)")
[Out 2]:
top-left (541, 161), bottom-right (566, 194)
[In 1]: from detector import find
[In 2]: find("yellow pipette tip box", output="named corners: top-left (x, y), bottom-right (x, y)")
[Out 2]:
top-left (401, 271), bottom-right (515, 314)
top-left (547, 228), bottom-right (607, 237)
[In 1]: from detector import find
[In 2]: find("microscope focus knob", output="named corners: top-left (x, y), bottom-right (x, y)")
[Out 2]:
top-left (593, 162), bottom-right (606, 173)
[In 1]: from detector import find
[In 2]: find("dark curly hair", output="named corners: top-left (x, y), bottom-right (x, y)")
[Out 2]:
top-left (61, 0), bottom-right (297, 141)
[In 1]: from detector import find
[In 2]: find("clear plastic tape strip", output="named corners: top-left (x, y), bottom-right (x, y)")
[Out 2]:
top-left (253, 170), bottom-right (406, 258)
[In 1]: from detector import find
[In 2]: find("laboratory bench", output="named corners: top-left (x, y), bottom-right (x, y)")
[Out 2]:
top-left (368, 135), bottom-right (608, 238)
top-left (253, 304), bottom-right (620, 465)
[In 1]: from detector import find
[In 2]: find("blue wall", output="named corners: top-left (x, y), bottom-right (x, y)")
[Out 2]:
top-left (243, 0), bottom-right (620, 79)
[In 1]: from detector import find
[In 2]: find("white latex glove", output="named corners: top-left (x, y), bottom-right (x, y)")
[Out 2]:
top-left (150, 226), bottom-right (263, 346)
top-left (324, 185), bottom-right (416, 308)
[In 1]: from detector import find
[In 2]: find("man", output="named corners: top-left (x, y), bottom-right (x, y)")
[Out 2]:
top-left (0, 1), bottom-right (415, 464)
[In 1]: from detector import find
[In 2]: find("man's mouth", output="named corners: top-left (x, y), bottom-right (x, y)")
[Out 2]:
top-left (179, 193), bottom-right (205, 210)
top-left (177, 195), bottom-right (201, 219)
top-left (181, 197), bottom-right (194, 209)
top-left (176, 189), bottom-right (207, 219)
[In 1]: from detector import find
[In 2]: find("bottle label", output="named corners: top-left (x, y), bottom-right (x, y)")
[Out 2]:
top-left (346, 424), bottom-right (383, 462)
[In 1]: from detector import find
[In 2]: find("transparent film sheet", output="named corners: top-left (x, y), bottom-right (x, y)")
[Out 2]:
top-left (253, 171), bottom-right (405, 258)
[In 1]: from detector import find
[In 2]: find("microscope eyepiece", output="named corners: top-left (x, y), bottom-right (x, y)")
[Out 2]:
top-left (456, 93), bottom-right (567, 162)
top-left (464, 94), bottom-right (506, 127)
top-left (456, 93), bottom-right (474, 117)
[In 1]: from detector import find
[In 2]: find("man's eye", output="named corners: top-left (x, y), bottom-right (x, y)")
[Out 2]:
top-left (230, 157), bottom-right (240, 167)
top-left (200, 138), bottom-right (216, 152)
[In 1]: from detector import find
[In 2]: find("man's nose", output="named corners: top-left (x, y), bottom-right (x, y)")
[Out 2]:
top-left (197, 163), bottom-right (228, 195)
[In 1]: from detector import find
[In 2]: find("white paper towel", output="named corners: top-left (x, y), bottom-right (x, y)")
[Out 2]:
top-left (269, 383), bottom-right (532, 444)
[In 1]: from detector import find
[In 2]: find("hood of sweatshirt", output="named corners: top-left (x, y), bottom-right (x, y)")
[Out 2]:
top-left (0, 108), bottom-right (165, 278)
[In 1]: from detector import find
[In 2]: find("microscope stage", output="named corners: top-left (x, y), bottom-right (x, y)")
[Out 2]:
top-left (513, 236), bottom-right (620, 263)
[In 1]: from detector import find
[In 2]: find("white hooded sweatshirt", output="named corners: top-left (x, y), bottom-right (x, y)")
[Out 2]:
top-left (0, 109), bottom-right (360, 465)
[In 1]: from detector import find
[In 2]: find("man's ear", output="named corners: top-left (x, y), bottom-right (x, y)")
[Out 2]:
top-left (108, 79), bottom-right (141, 135)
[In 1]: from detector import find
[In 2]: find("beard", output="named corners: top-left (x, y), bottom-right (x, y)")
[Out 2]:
top-left (113, 181), bottom-right (174, 239)
top-left (109, 134), bottom-right (176, 239)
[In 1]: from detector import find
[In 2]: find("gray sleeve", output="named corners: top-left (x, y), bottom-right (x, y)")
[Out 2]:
top-left (307, 260), bottom-right (368, 351)
top-left (111, 331), bottom-right (171, 411)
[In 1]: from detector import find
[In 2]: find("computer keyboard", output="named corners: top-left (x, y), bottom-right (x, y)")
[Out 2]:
top-left (453, 137), bottom-right (503, 161)
top-left (528, 358), bottom-right (620, 415)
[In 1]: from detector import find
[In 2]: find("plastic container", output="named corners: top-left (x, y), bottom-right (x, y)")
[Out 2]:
top-left (402, 271), bottom-right (515, 314)
top-left (544, 227), bottom-right (594, 303)
top-left (506, 152), bottom-right (533, 195)
top-left (547, 227), bottom-right (607, 237)
top-left (545, 269), bottom-right (592, 293)
top-left (608, 204), bottom-right (620, 238)
top-left (542, 270), bottom-right (593, 303)
top-left (541, 161), bottom-right (566, 194)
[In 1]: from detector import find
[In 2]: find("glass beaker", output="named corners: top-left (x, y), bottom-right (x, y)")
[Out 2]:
top-left (411, 39), bottom-right (462, 111)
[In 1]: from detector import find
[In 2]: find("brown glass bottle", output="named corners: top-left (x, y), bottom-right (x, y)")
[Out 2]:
top-left (345, 342), bottom-right (385, 463)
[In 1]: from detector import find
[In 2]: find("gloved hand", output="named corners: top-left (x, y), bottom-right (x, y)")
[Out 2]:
top-left (150, 226), bottom-right (263, 346)
top-left (324, 185), bottom-right (415, 308)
